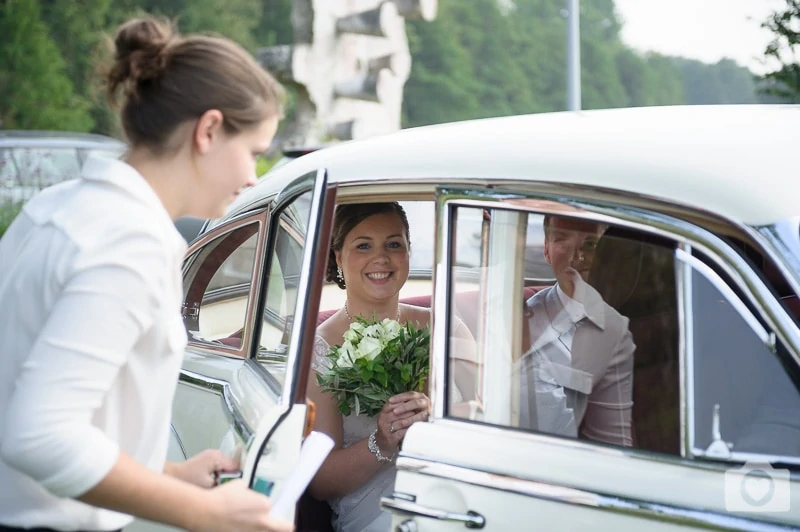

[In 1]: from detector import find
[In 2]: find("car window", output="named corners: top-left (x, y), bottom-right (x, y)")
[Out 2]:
top-left (1, 147), bottom-right (81, 196)
top-left (687, 257), bottom-right (800, 459)
top-left (82, 148), bottom-right (125, 162)
top-left (445, 202), bottom-right (800, 463)
top-left (257, 190), bottom-right (313, 389)
top-left (317, 200), bottom-right (552, 313)
top-left (182, 221), bottom-right (260, 350)
top-left (445, 204), bottom-right (683, 455)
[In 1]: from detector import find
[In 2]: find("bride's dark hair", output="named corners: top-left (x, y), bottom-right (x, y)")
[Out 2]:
top-left (326, 202), bottom-right (411, 289)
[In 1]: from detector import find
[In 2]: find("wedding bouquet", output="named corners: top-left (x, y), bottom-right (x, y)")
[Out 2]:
top-left (316, 317), bottom-right (430, 417)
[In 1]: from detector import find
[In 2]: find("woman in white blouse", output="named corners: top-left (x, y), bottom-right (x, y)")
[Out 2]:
top-left (0, 16), bottom-right (291, 532)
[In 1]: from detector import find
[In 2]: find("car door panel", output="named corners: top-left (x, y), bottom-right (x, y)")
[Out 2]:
top-left (132, 170), bottom-right (331, 532)
top-left (391, 422), bottom-right (799, 530)
top-left (171, 352), bottom-right (275, 460)
top-left (242, 403), bottom-right (307, 499)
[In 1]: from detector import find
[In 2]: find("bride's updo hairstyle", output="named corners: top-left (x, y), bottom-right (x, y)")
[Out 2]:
top-left (105, 16), bottom-right (283, 154)
top-left (326, 202), bottom-right (411, 289)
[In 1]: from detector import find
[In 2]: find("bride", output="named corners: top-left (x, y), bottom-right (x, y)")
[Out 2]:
top-left (307, 202), bottom-right (477, 532)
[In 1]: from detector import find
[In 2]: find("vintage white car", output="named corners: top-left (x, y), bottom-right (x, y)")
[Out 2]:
top-left (134, 104), bottom-right (800, 531)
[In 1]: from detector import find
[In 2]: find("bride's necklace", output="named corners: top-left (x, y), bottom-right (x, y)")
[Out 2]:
top-left (344, 300), bottom-right (401, 322)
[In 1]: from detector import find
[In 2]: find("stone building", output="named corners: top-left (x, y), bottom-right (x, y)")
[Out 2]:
top-left (257, 0), bottom-right (437, 149)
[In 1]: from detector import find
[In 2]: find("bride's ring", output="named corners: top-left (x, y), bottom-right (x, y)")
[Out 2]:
top-left (389, 423), bottom-right (396, 433)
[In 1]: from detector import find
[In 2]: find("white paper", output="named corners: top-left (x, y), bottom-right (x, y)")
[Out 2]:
top-left (270, 431), bottom-right (335, 520)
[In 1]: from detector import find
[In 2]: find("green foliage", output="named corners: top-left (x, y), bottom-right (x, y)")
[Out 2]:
top-left (316, 318), bottom-right (430, 417)
top-left (761, 0), bottom-right (800, 102)
top-left (671, 58), bottom-right (759, 104)
top-left (402, 0), bottom-right (705, 127)
top-left (0, 0), bottom-right (93, 130)
top-left (0, 201), bottom-right (24, 239)
top-left (256, 153), bottom-right (282, 176)
top-left (402, 3), bottom-right (482, 127)
top-left (253, 0), bottom-right (294, 47)
top-left (0, 0), bottom-right (774, 136)
top-left (108, 0), bottom-right (263, 50)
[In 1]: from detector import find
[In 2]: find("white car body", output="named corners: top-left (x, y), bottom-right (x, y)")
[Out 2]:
top-left (133, 105), bottom-right (800, 531)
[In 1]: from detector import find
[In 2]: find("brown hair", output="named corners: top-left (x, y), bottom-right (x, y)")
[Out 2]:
top-left (542, 214), bottom-right (607, 239)
top-left (326, 203), bottom-right (411, 289)
top-left (104, 16), bottom-right (283, 154)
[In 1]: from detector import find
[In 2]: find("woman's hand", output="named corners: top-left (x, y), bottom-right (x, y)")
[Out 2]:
top-left (166, 449), bottom-right (239, 488)
top-left (195, 479), bottom-right (294, 532)
top-left (375, 391), bottom-right (430, 454)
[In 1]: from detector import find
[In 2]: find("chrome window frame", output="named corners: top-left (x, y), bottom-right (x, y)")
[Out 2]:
top-left (757, 217), bottom-right (800, 297)
top-left (182, 211), bottom-right (270, 359)
top-left (248, 169), bottom-right (334, 409)
top-left (432, 184), bottom-right (800, 472)
top-left (676, 247), bottom-right (800, 467)
top-left (177, 368), bottom-right (253, 445)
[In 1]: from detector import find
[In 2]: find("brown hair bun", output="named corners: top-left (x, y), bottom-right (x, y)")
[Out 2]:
top-left (107, 17), bottom-right (176, 102)
top-left (102, 14), bottom-right (283, 154)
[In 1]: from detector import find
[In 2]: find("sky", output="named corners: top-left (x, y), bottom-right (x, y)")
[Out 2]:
top-left (614, 0), bottom-right (785, 74)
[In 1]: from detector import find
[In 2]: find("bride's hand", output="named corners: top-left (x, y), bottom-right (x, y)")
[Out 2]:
top-left (376, 391), bottom-right (430, 453)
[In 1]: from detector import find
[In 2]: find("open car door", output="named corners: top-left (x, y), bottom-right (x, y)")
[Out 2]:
top-left (131, 169), bottom-right (333, 532)
top-left (239, 168), bottom-right (335, 517)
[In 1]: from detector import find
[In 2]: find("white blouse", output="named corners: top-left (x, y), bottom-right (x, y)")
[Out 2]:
top-left (0, 155), bottom-right (188, 530)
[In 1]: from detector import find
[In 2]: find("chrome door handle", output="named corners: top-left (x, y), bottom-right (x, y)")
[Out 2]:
top-left (381, 496), bottom-right (486, 529)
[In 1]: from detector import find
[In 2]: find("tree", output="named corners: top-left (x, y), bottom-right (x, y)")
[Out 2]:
top-left (672, 58), bottom-right (758, 105)
top-left (39, 0), bottom-right (115, 134)
top-left (0, 0), bottom-right (93, 130)
top-left (108, 0), bottom-right (262, 50)
top-left (253, 0), bottom-right (294, 47)
top-left (402, 2), bottom-right (481, 127)
top-left (761, 0), bottom-right (800, 102)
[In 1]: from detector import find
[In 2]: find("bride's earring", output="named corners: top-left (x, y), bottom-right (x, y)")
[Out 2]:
top-left (337, 266), bottom-right (345, 286)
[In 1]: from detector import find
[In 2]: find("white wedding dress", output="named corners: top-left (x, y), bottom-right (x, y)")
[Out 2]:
top-left (312, 336), bottom-right (396, 532)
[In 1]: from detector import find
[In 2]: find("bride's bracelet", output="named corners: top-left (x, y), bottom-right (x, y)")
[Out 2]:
top-left (368, 429), bottom-right (396, 463)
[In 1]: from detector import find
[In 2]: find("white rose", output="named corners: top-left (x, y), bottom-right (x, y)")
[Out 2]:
top-left (343, 328), bottom-right (360, 343)
top-left (364, 324), bottom-right (383, 339)
top-left (356, 336), bottom-right (383, 361)
top-left (349, 321), bottom-right (366, 335)
top-left (337, 341), bottom-right (356, 368)
top-left (381, 318), bottom-right (402, 340)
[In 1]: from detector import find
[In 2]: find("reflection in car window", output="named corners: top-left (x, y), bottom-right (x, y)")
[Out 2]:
top-left (183, 222), bottom-right (259, 349)
top-left (0, 148), bottom-right (82, 202)
top-left (690, 266), bottom-right (800, 458)
top-left (257, 191), bottom-right (313, 391)
top-left (446, 205), bottom-right (682, 455)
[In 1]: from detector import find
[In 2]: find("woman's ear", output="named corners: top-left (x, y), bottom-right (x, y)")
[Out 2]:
top-left (193, 109), bottom-right (224, 155)
top-left (334, 250), bottom-right (342, 269)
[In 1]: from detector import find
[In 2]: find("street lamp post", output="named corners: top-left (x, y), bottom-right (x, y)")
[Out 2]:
top-left (566, 0), bottom-right (581, 111)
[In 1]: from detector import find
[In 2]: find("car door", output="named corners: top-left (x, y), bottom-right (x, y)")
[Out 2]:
top-left (383, 187), bottom-right (800, 531)
top-left (240, 168), bottom-right (336, 517)
top-left (130, 169), bottom-right (333, 531)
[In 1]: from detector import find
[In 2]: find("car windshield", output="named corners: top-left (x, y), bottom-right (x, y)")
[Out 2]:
top-left (758, 219), bottom-right (800, 286)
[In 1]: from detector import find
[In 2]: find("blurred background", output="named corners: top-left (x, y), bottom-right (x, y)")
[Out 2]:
top-left (1, 0), bottom-right (798, 237)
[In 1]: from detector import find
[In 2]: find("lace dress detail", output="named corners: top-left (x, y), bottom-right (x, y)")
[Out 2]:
top-left (312, 335), bottom-right (396, 532)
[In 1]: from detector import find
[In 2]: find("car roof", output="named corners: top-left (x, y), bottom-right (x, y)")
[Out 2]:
top-left (0, 130), bottom-right (126, 150)
top-left (226, 105), bottom-right (800, 227)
